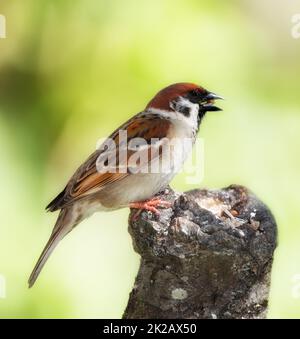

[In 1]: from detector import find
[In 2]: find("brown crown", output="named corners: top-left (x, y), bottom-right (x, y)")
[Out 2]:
top-left (146, 82), bottom-right (205, 111)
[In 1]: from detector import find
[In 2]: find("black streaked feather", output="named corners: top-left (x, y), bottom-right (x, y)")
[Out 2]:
top-left (46, 188), bottom-right (67, 212)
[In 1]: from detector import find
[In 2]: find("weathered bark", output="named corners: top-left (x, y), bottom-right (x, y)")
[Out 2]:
top-left (123, 185), bottom-right (277, 319)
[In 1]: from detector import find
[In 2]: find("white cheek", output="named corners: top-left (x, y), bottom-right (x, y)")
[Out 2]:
top-left (173, 97), bottom-right (199, 129)
top-left (185, 103), bottom-right (199, 127)
top-left (149, 97), bottom-right (199, 129)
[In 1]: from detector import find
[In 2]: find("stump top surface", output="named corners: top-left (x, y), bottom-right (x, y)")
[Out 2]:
top-left (129, 185), bottom-right (277, 263)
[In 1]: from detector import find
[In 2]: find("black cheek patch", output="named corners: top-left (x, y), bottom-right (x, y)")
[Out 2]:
top-left (178, 105), bottom-right (190, 117)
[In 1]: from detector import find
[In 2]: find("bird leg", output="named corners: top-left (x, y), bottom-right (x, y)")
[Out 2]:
top-left (130, 197), bottom-right (172, 220)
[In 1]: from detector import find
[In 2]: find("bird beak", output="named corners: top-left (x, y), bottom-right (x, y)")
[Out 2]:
top-left (200, 92), bottom-right (224, 112)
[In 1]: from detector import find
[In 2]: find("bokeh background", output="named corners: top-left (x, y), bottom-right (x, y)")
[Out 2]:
top-left (0, 0), bottom-right (300, 318)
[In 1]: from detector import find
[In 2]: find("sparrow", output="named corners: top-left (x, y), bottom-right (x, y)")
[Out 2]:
top-left (28, 82), bottom-right (223, 287)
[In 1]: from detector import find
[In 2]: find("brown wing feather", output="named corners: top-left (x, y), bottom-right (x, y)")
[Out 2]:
top-left (46, 112), bottom-right (171, 211)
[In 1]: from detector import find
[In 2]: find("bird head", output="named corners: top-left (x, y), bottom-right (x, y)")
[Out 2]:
top-left (146, 82), bottom-right (223, 119)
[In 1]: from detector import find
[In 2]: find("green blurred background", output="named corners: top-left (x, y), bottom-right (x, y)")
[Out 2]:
top-left (0, 0), bottom-right (299, 318)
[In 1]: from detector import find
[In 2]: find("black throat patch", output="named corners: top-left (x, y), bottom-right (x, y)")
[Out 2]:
top-left (197, 109), bottom-right (207, 129)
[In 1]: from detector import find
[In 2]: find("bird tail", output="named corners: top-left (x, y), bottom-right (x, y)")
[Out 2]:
top-left (28, 208), bottom-right (75, 288)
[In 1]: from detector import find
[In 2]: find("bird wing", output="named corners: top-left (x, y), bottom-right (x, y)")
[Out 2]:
top-left (46, 112), bottom-right (171, 211)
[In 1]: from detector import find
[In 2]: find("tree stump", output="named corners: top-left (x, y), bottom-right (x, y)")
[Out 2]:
top-left (123, 185), bottom-right (277, 319)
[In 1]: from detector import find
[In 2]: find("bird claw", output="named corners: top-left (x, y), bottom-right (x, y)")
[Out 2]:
top-left (130, 198), bottom-right (172, 221)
